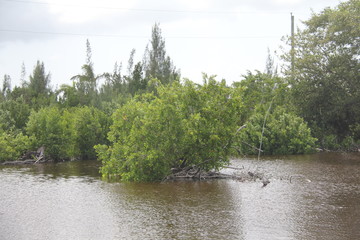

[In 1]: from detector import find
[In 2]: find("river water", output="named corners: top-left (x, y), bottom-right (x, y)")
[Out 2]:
top-left (1, 152), bottom-right (359, 240)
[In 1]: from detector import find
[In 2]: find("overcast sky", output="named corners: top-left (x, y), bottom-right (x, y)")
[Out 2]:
top-left (0, 0), bottom-right (342, 88)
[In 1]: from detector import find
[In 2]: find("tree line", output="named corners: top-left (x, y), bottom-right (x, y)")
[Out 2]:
top-left (1, 0), bottom-right (359, 181)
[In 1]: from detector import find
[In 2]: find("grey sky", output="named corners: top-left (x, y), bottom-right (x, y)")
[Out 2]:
top-left (0, 0), bottom-right (342, 88)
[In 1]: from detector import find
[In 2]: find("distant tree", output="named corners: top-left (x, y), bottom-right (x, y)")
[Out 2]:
top-left (20, 60), bottom-right (53, 109)
top-left (111, 61), bottom-right (124, 92)
top-left (100, 62), bottom-right (125, 102)
top-left (28, 61), bottom-right (51, 96)
top-left (71, 39), bottom-right (101, 106)
top-left (56, 83), bottom-right (80, 107)
top-left (85, 39), bottom-right (92, 66)
top-left (20, 62), bottom-right (26, 85)
top-left (143, 23), bottom-right (180, 86)
top-left (283, 0), bottom-right (360, 141)
top-left (127, 49), bottom-right (136, 76)
top-left (1, 74), bottom-right (11, 100)
top-left (128, 62), bottom-right (146, 95)
top-left (265, 48), bottom-right (277, 77)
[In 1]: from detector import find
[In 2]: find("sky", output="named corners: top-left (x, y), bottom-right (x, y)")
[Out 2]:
top-left (0, 0), bottom-right (343, 88)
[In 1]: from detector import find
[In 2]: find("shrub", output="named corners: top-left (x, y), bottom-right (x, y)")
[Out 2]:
top-left (238, 106), bottom-right (317, 155)
top-left (70, 106), bottom-right (110, 160)
top-left (26, 106), bottom-right (110, 161)
top-left (96, 78), bottom-right (244, 181)
top-left (26, 106), bottom-right (72, 160)
top-left (0, 131), bottom-right (34, 162)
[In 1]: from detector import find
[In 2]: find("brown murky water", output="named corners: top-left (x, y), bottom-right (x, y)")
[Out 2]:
top-left (1, 152), bottom-right (359, 240)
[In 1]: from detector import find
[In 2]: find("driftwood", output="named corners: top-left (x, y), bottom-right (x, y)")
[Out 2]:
top-left (164, 166), bottom-right (270, 187)
top-left (247, 170), bottom-right (271, 187)
top-left (34, 146), bottom-right (45, 163)
top-left (2, 146), bottom-right (48, 165)
top-left (164, 166), bottom-right (243, 181)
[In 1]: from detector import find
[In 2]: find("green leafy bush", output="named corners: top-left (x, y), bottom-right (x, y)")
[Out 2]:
top-left (26, 106), bottom-right (110, 161)
top-left (238, 107), bottom-right (317, 155)
top-left (0, 131), bottom-right (34, 162)
top-left (0, 98), bottom-right (30, 131)
top-left (96, 78), bottom-right (244, 181)
top-left (26, 106), bottom-right (72, 160)
top-left (70, 106), bottom-right (110, 159)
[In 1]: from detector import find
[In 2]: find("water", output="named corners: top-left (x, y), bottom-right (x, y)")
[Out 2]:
top-left (1, 153), bottom-right (359, 240)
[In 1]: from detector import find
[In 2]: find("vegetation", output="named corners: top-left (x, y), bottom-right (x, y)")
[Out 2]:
top-left (0, 1), bottom-right (359, 181)
top-left (238, 106), bottom-right (316, 155)
top-left (96, 77), bottom-right (244, 181)
top-left (25, 106), bottom-right (109, 161)
top-left (283, 0), bottom-right (360, 149)
top-left (0, 131), bottom-right (33, 162)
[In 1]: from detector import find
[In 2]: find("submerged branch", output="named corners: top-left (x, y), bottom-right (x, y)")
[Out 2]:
top-left (164, 165), bottom-right (243, 181)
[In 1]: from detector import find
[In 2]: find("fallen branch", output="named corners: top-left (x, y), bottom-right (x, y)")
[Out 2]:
top-left (164, 165), bottom-right (244, 181)
top-left (2, 146), bottom-right (48, 166)
top-left (34, 146), bottom-right (45, 164)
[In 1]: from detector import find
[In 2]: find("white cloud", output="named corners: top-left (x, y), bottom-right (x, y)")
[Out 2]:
top-left (272, 0), bottom-right (303, 5)
top-left (174, 0), bottom-right (211, 10)
top-left (47, 0), bottom-right (136, 24)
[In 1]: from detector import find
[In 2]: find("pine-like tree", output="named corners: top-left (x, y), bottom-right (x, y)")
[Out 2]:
top-left (143, 23), bottom-right (180, 85)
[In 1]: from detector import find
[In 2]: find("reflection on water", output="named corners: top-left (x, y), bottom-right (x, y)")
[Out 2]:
top-left (0, 153), bottom-right (360, 240)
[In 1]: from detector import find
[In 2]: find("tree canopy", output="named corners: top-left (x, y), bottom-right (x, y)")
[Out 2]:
top-left (143, 23), bottom-right (180, 85)
top-left (284, 0), bottom-right (360, 144)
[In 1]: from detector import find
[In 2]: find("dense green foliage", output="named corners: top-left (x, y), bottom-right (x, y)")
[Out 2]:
top-left (70, 107), bottom-right (110, 159)
top-left (0, 98), bottom-right (30, 131)
top-left (232, 71), bottom-right (290, 121)
top-left (0, 131), bottom-right (33, 162)
top-left (25, 106), bottom-right (109, 161)
top-left (26, 107), bottom-right (72, 160)
top-left (284, 0), bottom-right (360, 147)
top-left (232, 72), bottom-right (316, 155)
top-left (96, 77), bottom-right (244, 181)
top-left (238, 106), bottom-right (316, 155)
